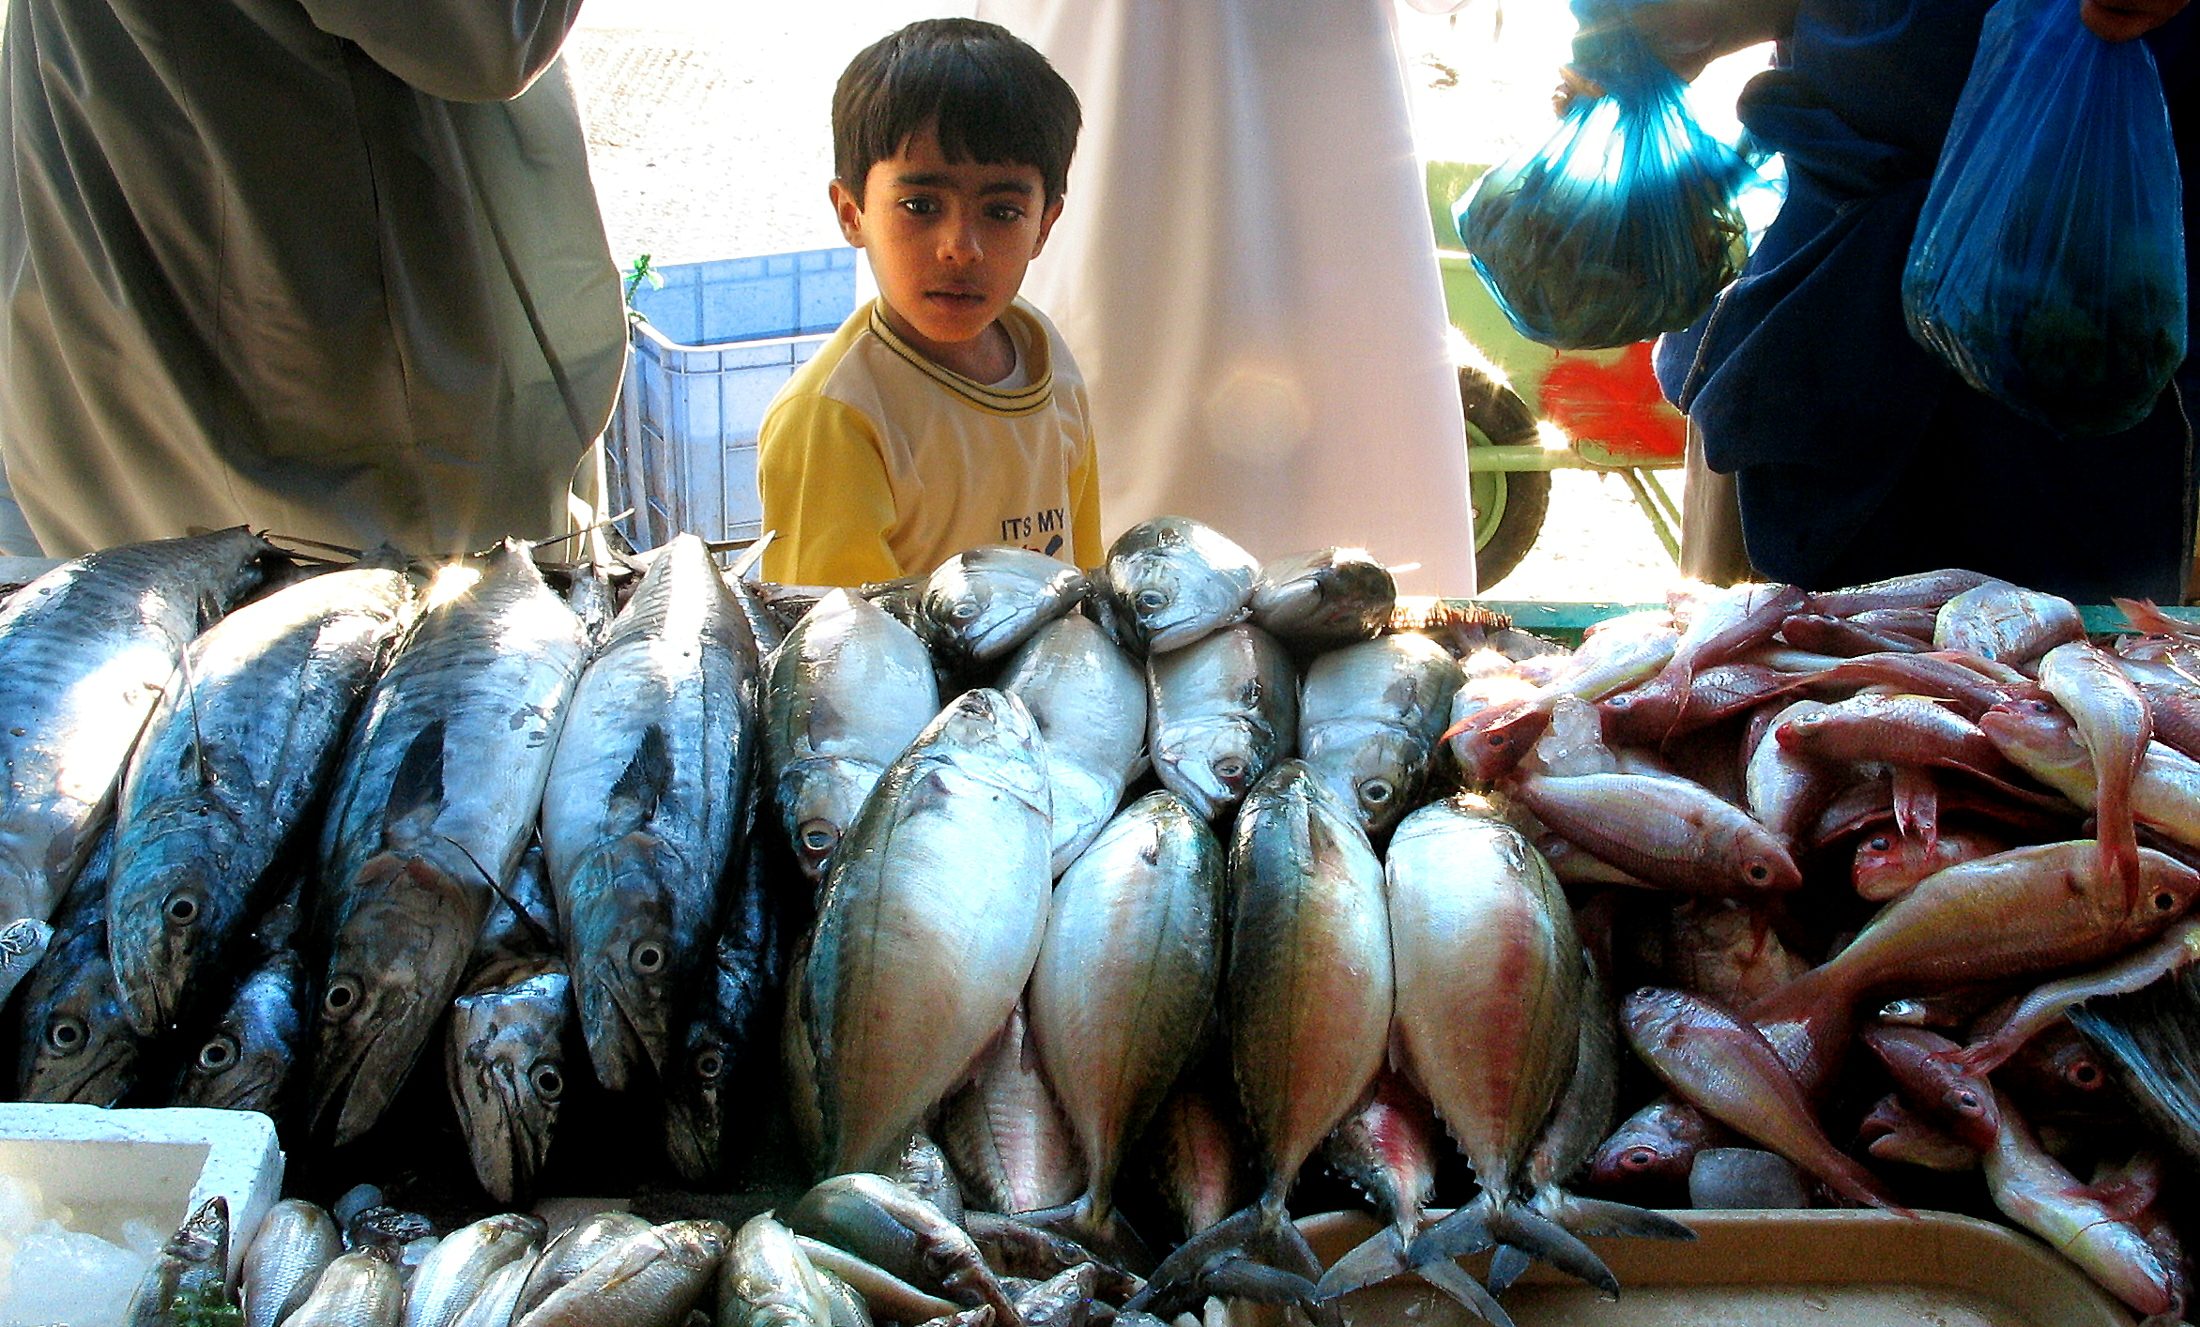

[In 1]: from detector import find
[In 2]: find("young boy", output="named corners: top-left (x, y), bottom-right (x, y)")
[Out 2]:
top-left (758, 18), bottom-right (1101, 587)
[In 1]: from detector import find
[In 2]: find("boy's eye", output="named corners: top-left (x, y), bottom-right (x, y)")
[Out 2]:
top-left (898, 196), bottom-right (941, 216)
top-left (986, 205), bottom-right (1027, 224)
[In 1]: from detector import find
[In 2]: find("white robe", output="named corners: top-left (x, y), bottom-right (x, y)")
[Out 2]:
top-left (976, 0), bottom-right (1478, 593)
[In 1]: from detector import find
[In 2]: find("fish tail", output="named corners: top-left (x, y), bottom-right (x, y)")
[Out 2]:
top-left (1541, 1193), bottom-right (1697, 1244)
top-left (1118, 1202), bottom-right (1265, 1318)
top-left (1487, 1200), bottom-right (1619, 1299)
top-left (1413, 1255), bottom-right (1518, 1327)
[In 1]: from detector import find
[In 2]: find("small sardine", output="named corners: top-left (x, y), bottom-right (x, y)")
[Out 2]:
top-left (241, 1198), bottom-right (343, 1327)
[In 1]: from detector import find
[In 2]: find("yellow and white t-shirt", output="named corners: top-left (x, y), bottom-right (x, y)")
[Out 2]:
top-left (757, 298), bottom-right (1102, 587)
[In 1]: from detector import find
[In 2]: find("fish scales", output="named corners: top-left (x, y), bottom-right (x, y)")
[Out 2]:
top-left (0, 527), bottom-right (272, 925)
top-left (542, 534), bottom-right (759, 1089)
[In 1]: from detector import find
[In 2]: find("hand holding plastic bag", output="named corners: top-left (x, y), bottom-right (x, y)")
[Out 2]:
top-left (1455, 0), bottom-right (1754, 350)
top-left (1902, 0), bottom-right (2187, 438)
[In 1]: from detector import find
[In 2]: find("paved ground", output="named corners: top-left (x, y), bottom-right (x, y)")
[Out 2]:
top-left (564, 1), bottom-right (1689, 604)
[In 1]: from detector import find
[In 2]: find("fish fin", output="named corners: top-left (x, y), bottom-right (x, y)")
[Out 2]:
top-left (1484, 1243), bottom-right (1532, 1296)
top-left (1414, 1256), bottom-right (1517, 1327)
top-left (1540, 1194), bottom-right (1696, 1243)
top-left (1199, 1256), bottom-right (1324, 1312)
top-left (1315, 1225), bottom-right (1408, 1300)
top-left (1405, 1199), bottom-right (1495, 1267)
top-left (1120, 1204), bottom-right (1264, 1316)
top-left (1488, 1202), bottom-right (1618, 1299)
top-left (381, 721), bottom-right (448, 848)
top-left (609, 724), bottom-right (675, 828)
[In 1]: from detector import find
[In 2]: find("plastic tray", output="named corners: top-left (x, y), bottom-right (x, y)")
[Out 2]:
top-left (1283, 1209), bottom-right (2134, 1327)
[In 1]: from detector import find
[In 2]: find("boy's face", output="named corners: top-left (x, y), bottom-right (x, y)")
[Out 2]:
top-left (833, 128), bottom-right (1062, 373)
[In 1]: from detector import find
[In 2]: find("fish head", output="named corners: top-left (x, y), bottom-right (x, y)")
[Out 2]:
top-left (1249, 547), bottom-right (1395, 644)
top-left (2132, 849), bottom-right (2200, 928)
top-left (663, 1022), bottom-right (731, 1182)
top-left (106, 839), bottom-right (239, 1037)
top-left (1153, 717), bottom-right (1273, 822)
top-left (1104, 520), bottom-right (1257, 653)
top-left (1303, 728), bottom-right (1425, 841)
top-left (16, 924), bottom-right (141, 1106)
top-left (1860, 1024), bottom-right (1999, 1150)
top-left (309, 859), bottom-right (484, 1144)
top-left (446, 971), bottom-right (570, 1204)
top-left (174, 959), bottom-right (306, 1114)
top-left (1443, 697), bottom-right (1552, 784)
top-left (569, 849), bottom-right (681, 1090)
top-left (923, 548), bottom-right (1087, 666)
top-left (779, 759), bottom-right (882, 884)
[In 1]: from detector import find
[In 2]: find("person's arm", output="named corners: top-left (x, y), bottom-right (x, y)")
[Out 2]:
top-left (757, 395), bottom-right (906, 588)
top-left (1067, 431), bottom-right (1103, 572)
top-left (2083, 0), bottom-right (2189, 39)
top-left (296, 0), bottom-right (586, 102)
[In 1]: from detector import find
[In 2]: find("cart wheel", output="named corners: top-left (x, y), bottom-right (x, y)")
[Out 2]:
top-left (1459, 364), bottom-right (1550, 591)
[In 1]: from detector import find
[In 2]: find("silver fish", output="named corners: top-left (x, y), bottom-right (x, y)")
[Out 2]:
top-left (918, 545), bottom-right (1089, 670)
top-left (109, 566), bottom-right (414, 1036)
top-left (783, 1174), bottom-right (1020, 1326)
top-left (17, 831), bottom-right (145, 1105)
top-left (937, 1000), bottom-right (1087, 1216)
top-left (542, 533), bottom-right (758, 1088)
top-left (284, 1248), bottom-right (403, 1327)
top-left (512, 1218), bottom-right (730, 1327)
top-left (241, 1198), bottom-right (343, 1327)
top-left (171, 942), bottom-right (309, 1118)
top-left (445, 962), bottom-right (573, 1206)
top-left (512, 1211), bottom-right (654, 1322)
top-left (1296, 631), bottom-right (1461, 839)
top-left (310, 540), bottom-right (587, 1144)
top-left (763, 589), bottom-right (940, 884)
top-left (664, 857), bottom-right (792, 1184)
top-left (996, 614), bottom-right (1147, 874)
top-left (1934, 580), bottom-right (2085, 665)
top-left (1027, 791), bottom-right (1222, 1247)
top-left (1100, 516), bottom-right (1260, 654)
top-left (1148, 622), bottom-right (1297, 822)
top-left (1128, 761), bottom-right (1389, 1318)
top-left (0, 916), bottom-right (53, 1009)
top-left (402, 1212), bottom-right (547, 1327)
top-left (124, 1195), bottom-right (231, 1327)
top-left (0, 528), bottom-right (271, 924)
top-left (784, 689), bottom-right (1053, 1176)
top-left (1247, 547), bottom-right (1397, 649)
top-left (449, 1259), bottom-right (538, 1327)
top-left (719, 1213), bottom-right (836, 1327)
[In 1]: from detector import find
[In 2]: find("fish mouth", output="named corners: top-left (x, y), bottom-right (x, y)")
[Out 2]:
top-left (582, 971), bottom-right (663, 1091)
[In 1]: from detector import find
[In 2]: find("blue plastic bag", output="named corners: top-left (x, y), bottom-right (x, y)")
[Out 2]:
top-left (1902, 0), bottom-right (2187, 438)
top-left (1455, 0), bottom-right (1755, 351)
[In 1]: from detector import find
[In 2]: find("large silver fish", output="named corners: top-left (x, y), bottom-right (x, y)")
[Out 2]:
top-left (1297, 632), bottom-right (1461, 839)
top-left (310, 541), bottom-right (587, 1144)
top-left (108, 566), bottom-right (415, 1036)
top-left (784, 688), bottom-right (1053, 1176)
top-left (764, 589), bottom-right (941, 884)
top-left (241, 1198), bottom-right (343, 1327)
top-left (918, 545), bottom-right (1089, 671)
top-left (664, 855), bottom-right (794, 1184)
top-left (446, 961), bottom-right (572, 1206)
top-left (1099, 516), bottom-right (1261, 654)
top-left (542, 533), bottom-right (758, 1088)
top-left (1148, 623), bottom-right (1297, 823)
top-left (1027, 791), bottom-right (1222, 1251)
top-left (1247, 547), bottom-right (1396, 650)
top-left (0, 528), bottom-right (271, 924)
top-left (997, 614), bottom-right (1148, 873)
top-left (1129, 761), bottom-right (1390, 1318)
top-left (17, 830), bottom-right (146, 1105)
top-left (170, 939), bottom-right (309, 1118)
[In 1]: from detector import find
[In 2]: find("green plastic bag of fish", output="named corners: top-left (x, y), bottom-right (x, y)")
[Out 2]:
top-left (1902, 0), bottom-right (2188, 437)
top-left (1455, 0), bottom-right (1756, 350)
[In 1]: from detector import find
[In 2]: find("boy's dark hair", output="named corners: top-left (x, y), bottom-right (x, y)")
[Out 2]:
top-left (833, 18), bottom-right (1082, 207)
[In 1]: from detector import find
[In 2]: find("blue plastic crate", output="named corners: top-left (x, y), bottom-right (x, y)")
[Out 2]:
top-left (606, 249), bottom-right (858, 549)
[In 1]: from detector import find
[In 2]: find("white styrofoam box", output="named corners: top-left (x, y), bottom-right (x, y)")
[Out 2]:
top-left (0, 1103), bottom-right (284, 1284)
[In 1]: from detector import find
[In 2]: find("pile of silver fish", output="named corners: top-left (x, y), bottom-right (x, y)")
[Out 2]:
top-left (11, 517), bottom-right (2200, 1327)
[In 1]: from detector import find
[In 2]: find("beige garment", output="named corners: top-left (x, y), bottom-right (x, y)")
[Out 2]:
top-left (0, 0), bottom-right (626, 557)
top-left (1678, 419), bottom-right (1759, 586)
top-left (975, 0), bottom-right (1477, 594)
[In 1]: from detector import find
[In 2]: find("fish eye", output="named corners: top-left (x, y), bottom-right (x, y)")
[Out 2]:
top-left (1620, 1147), bottom-right (1658, 1172)
top-left (1133, 588), bottom-right (1171, 614)
top-left (629, 940), bottom-right (667, 976)
top-left (323, 976), bottom-right (363, 1017)
top-left (1867, 836), bottom-right (1891, 853)
top-left (45, 1015), bottom-right (86, 1056)
top-left (531, 1062), bottom-right (565, 1102)
top-left (1212, 756), bottom-right (1248, 783)
top-left (164, 891), bottom-right (200, 926)
top-left (1744, 861), bottom-right (1772, 884)
top-left (2153, 890), bottom-right (2179, 912)
top-left (1951, 1089), bottom-right (1981, 1112)
top-left (695, 1047), bottom-right (725, 1080)
top-left (197, 1036), bottom-right (238, 1073)
top-left (797, 821), bottom-right (837, 855)
top-left (2067, 1060), bottom-right (2103, 1090)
